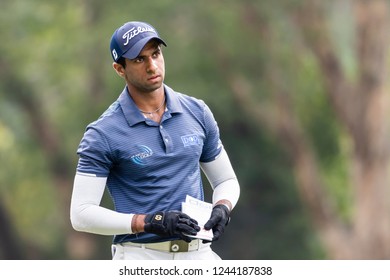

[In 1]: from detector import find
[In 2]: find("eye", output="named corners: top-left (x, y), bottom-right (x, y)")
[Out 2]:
top-left (134, 57), bottom-right (144, 63)
top-left (152, 49), bottom-right (161, 58)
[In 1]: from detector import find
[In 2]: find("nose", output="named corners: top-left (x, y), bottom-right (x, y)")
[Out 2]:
top-left (146, 57), bottom-right (158, 73)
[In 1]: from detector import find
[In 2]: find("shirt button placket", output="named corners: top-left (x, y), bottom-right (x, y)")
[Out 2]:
top-left (159, 125), bottom-right (172, 153)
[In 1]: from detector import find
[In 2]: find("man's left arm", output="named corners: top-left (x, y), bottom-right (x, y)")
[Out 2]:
top-left (200, 147), bottom-right (240, 241)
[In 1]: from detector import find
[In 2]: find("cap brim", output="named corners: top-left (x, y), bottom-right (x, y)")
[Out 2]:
top-left (122, 37), bottom-right (167, 60)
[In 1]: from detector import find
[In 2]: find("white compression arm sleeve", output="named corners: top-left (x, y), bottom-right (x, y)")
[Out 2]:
top-left (70, 173), bottom-right (134, 235)
top-left (200, 148), bottom-right (240, 210)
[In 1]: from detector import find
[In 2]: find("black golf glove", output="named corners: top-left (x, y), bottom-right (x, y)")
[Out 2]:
top-left (203, 204), bottom-right (230, 243)
top-left (144, 211), bottom-right (200, 242)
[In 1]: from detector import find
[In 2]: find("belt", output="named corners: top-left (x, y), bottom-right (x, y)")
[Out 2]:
top-left (121, 239), bottom-right (202, 253)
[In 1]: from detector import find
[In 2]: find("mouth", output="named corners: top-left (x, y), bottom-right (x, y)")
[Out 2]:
top-left (148, 75), bottom-right (161, 81)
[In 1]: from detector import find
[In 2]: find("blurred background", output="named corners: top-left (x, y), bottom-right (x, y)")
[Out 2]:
top-left (1, 0), bottom-right (390, 260)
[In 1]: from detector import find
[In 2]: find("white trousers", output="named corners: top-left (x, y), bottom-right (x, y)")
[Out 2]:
top-left (112, 242), bottom-right (221, 260)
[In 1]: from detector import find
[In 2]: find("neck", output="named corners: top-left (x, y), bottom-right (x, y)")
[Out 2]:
top-left (128, 86), bottom-right (165, 112)
top-left (127, 87), bottom-right (166, 122)
top-left (139, 94), bottom-right (166, 115)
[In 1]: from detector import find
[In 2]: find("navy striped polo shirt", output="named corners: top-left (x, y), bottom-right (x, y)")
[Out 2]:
top-left (76, 85), bottom-right (222, 243)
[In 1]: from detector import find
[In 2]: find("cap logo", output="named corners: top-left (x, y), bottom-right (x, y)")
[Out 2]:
top-left (112, 49), bottom-right (118, 60)
top-left (122, 26), bottom-right (155, 46)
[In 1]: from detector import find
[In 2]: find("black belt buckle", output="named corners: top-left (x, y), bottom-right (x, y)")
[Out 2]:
top-left (170, 240), bottom-right (189, 252)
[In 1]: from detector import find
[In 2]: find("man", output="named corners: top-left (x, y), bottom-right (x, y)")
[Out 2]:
top-left (70, 21), bottom-right (240, 260)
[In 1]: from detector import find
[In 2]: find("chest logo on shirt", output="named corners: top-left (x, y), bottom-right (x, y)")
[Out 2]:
top-left (130, 145), bottom-right (153, 165)
top-left (181, 134), bottom-right (201, 147)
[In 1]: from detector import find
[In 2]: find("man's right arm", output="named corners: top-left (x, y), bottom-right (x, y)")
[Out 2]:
top-left (70, 173), bottom-right (200, 241)
top-left (70, 173), bottom-right (135, 235)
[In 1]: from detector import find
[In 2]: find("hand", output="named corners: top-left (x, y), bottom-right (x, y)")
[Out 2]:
top-left (203, 204), bottom-right (230, 242)
top-left (144, 211), bottom-right (200, 242)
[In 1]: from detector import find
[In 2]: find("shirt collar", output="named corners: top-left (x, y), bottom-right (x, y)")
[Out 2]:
top-left (118, 85), bottom-right (183, 127)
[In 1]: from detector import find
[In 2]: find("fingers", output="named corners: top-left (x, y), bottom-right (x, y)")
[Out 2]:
top-left (211, 224), bottom-right (225, 241)
top-left (176, 219), bottom-right (200, 243)
top-left (202, 223), bottom-right (224, 243)
top-left (177, 212), bottom-right (197, 223)
top-left (175, 213), bottom-right (201, 238)
top-left (176, 223), bottom-right (200, 235)
top-left (177, 213), bottom-right (200, 230)
top-left (178, 215), bottom-right (198, 226)
top-left (204, 215), bottom-right (220, 230)
top-left (168, 211), bottom-right (230, 243)
top-left (203, 206), bottom-right (229, 241)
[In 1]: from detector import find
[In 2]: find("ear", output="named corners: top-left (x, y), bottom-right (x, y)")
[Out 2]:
top-left (112, 62), bottom-right (125, 78)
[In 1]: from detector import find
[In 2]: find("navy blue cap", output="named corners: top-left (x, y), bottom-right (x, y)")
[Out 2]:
top-left (110, 21), bottom-right (167, 62)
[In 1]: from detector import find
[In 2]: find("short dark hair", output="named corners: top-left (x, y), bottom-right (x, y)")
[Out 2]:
top-left (117, 57), bottom-right (126, 68)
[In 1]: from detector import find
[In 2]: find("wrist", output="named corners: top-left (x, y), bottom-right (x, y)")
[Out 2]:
top-left (131, 214), bottom-right (146, 233)
top-left (214, 199), bottom-right (232, 213)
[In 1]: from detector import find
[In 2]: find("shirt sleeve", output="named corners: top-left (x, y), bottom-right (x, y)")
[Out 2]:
top-left (76, 126), bottom-right (113, 177)
top-left (200, 103), bottom-right (223, 162)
